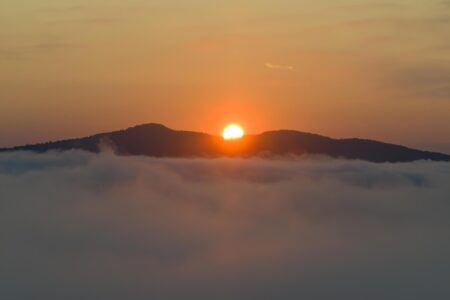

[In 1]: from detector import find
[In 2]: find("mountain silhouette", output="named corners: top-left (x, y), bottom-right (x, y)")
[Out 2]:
top-left (1, 123), bottom-right (449, 162)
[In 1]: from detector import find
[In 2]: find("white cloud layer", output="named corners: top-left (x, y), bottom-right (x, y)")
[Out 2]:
top-left (1, 151), bottom-right (450, 300)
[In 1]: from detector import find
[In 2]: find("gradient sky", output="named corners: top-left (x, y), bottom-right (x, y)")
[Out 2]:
top-left (1, 0), bottom-right (449, 152)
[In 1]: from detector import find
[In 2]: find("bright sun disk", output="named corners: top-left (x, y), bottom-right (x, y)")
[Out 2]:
top-left (223, 124), bottom-right (244, 140)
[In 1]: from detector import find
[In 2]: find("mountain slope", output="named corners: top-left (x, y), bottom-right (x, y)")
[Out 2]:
top-left (1, 123), bottom-right (449, 162)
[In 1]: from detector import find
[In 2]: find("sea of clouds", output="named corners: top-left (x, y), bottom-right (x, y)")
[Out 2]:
top-left (1, 151), bottom-right (449, 300)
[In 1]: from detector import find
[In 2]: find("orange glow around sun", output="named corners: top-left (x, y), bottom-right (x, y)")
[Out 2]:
top-left (223, 124), bottom-right (244, 140)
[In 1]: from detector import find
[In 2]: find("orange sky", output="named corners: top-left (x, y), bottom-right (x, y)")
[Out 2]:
top-left (1, 0), bottom-right (450, 152)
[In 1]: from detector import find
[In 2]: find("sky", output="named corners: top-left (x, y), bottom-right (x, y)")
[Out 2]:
top-left (1, 151), bottom-right (450, 299)
top-left (1, 0), bottom-right (450, 152)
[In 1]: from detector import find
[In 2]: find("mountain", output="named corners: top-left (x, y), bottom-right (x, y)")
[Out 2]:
top-left (1, 123), bottom-right (449, 162)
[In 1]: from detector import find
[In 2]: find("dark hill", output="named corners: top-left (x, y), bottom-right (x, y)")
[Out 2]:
top-left (1, 123), bottom-right (449, 163)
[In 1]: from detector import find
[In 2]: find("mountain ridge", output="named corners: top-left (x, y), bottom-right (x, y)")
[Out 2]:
top-left (1, 123), bottom-right (449, 163)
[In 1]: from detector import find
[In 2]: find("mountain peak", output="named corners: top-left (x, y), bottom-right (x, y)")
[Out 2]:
top-left (125, 123), bottom-right (172, 132)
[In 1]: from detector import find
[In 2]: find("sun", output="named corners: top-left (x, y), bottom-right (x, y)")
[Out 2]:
top-left (223, 124), bottom-right (244, 140)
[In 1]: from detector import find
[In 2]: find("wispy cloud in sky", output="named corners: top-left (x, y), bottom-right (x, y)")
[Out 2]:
top-left (187, 34), bottom-right (261, 52)
top-left (265, 62), bottom-right (295, 71)
top-left (0, 41), bottom-right (75, 61)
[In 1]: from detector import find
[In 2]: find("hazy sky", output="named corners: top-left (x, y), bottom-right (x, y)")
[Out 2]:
top-left (1, 0), bottom-right (449, 151)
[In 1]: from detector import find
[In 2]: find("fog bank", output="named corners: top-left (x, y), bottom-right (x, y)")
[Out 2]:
top-left (1, 151), bottom-right (449, 300)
